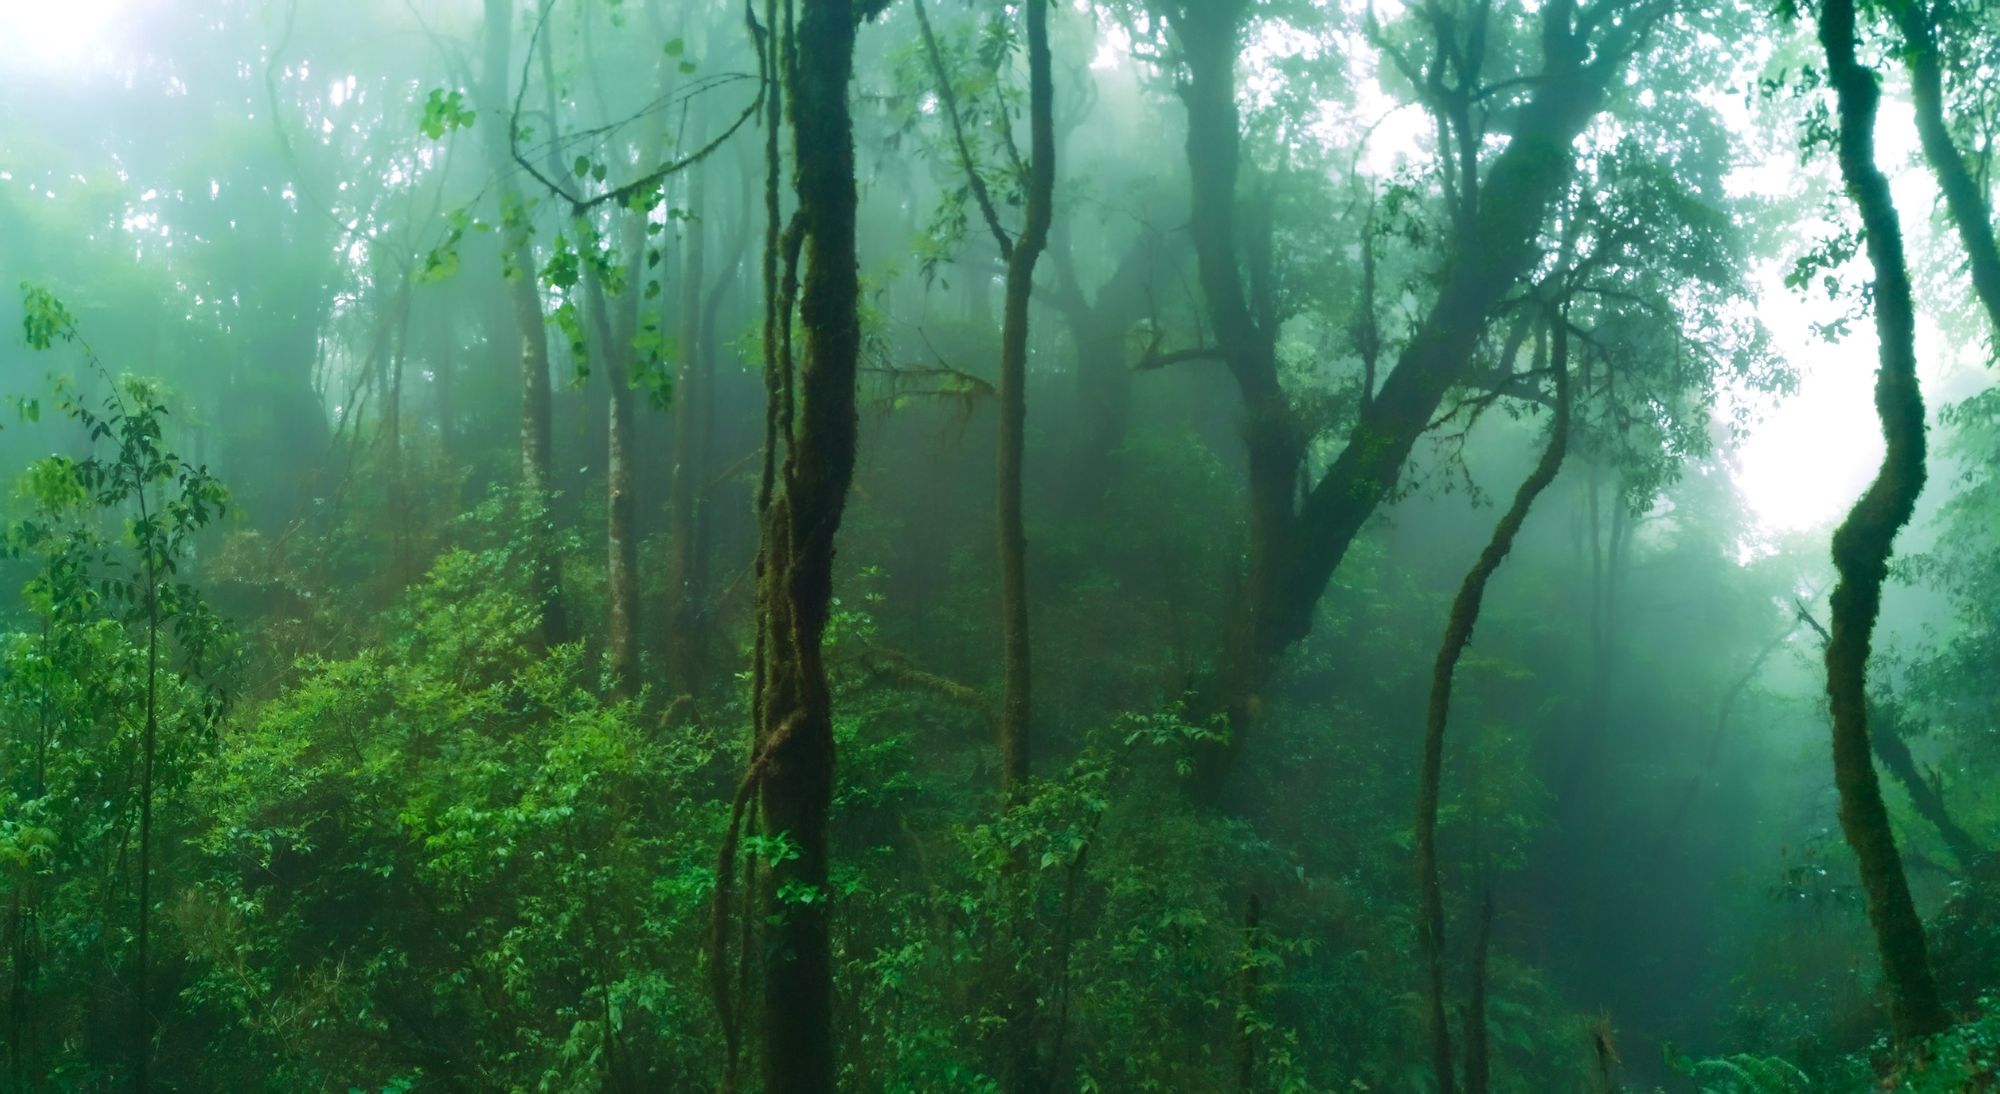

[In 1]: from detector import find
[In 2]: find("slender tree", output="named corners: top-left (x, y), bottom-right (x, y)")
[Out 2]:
top-left (998, 0), bottom-right (1055, 800)
top-left (913, 0), bottom-right (1057, 798)
top-left (1415, 308), bottom-right (1571, 1094)
top-left (1815, 0), bottom-right (1952, 1041)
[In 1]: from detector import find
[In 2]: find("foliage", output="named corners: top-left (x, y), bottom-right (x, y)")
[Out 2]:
top-left (1665, 1044), bottom-right (1815, 1092)
top-left (0, 286), bottom-right (232, 1085)
top-left (185, 506), bottom-right (730, 1089)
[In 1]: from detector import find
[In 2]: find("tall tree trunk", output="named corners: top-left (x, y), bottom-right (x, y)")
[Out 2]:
top-left (999, 0), bottom-right (1054, 800)
top-left (997, 12), bottom-right (1057, 1089)
top-left (583, 251), bottom-right (640, 695)
top-left (1049, 224), bottom-right (1164, 502)
top-left (1817, 0), bottom-right (1952, 1042)
top-left (434, 308), bottom-right (457, 464)
top-left (481, 0), bottom-right (566, 648)
top-left (912, 0), bottom-right (1054, 796)
top-left (1170, 0), bottom-right (1305, 798)
top-left (667, 162), bottom-right (711, 697)
top-left (541, 16), bottom-right (649, 697)
top-left (751, 1), bottom-right (866, 1089)
top-left (1887, 0), bottom-right (2000, 339)
top-left (386, 277), bottom-right (413, 583)
top-left (1416, 314), bottom-right (1570, 1094)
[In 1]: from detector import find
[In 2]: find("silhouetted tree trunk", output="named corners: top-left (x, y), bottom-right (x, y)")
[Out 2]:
top-left (1886, 0), bottom-right (2000, 340)
top-left (1817, 0), bottom-right (1952, 1041)
top-left (1416, 312), bottom-right (1570, 1094)
top-left (385, 276), bottom-right (413, 582)
top-left (1871, 707), bottom-right (1985, 875)
top-left (133, 475), bottom-right (166, 1092)
top-left (433, 309), bottom-right (458, 464)
top-left (1236, 892), bottom-right (1261, 1092)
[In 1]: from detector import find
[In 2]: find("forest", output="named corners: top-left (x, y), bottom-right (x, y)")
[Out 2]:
top-left (6, 0), bottom-right (2000, 1089)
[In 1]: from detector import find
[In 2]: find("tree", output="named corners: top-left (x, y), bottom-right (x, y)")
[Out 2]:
top-left (1416, 305), bottom-right (1570, 1094)
top-left (713, 1), bottom-right (885, 1090)
top-left (1814, 0), bottom-right (1952, 1042)
top-left (1152, 0), bottom-right (1669, 795)
top-left (20, 288), bottom-right (229, 1090)
top-left (912, 0), bottom-right (1056, 799)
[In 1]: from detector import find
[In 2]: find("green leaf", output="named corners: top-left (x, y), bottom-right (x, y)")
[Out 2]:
top-left (418, 88), bottom-right (476, 141)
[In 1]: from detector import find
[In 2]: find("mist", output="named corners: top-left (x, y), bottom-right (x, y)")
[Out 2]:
top-left (1, 0), bottom-right (1998, 1090)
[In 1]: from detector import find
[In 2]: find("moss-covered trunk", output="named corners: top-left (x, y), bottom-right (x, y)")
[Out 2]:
top-left (1816, 0), bottom-right (1952, 1042)
top-left (751, 1), bottom-right (865, 1089)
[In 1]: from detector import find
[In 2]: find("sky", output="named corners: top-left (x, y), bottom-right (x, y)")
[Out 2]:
top-left (0, 0), bottom-right (132, 73)
top-left (1726, 93), bottom-right (1988, 537)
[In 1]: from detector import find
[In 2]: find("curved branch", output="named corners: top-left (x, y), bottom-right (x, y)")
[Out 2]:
top-left (913, 0), bottom-right (1015, 262)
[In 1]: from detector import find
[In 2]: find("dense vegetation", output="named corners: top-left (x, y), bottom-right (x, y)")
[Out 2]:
top-left (5, 0), bottom-right (2000, 1089)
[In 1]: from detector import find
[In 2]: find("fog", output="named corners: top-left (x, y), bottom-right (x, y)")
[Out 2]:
top-left (0, 0), bottom-right (1997, 1090)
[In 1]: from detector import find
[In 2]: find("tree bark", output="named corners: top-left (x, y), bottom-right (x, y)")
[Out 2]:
top-left (752, 1), bottom-right (866, 1089)
top-left (1416, 313), bottom-right (1570, 1094)
top-left (1817, 0), bottom-right (1952, 1041)
top-left (1048, 218), bottom-right (1181, 506)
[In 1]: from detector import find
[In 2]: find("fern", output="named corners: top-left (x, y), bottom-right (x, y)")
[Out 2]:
top-left (1664, 1042), bottom-right (1812, 1093)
